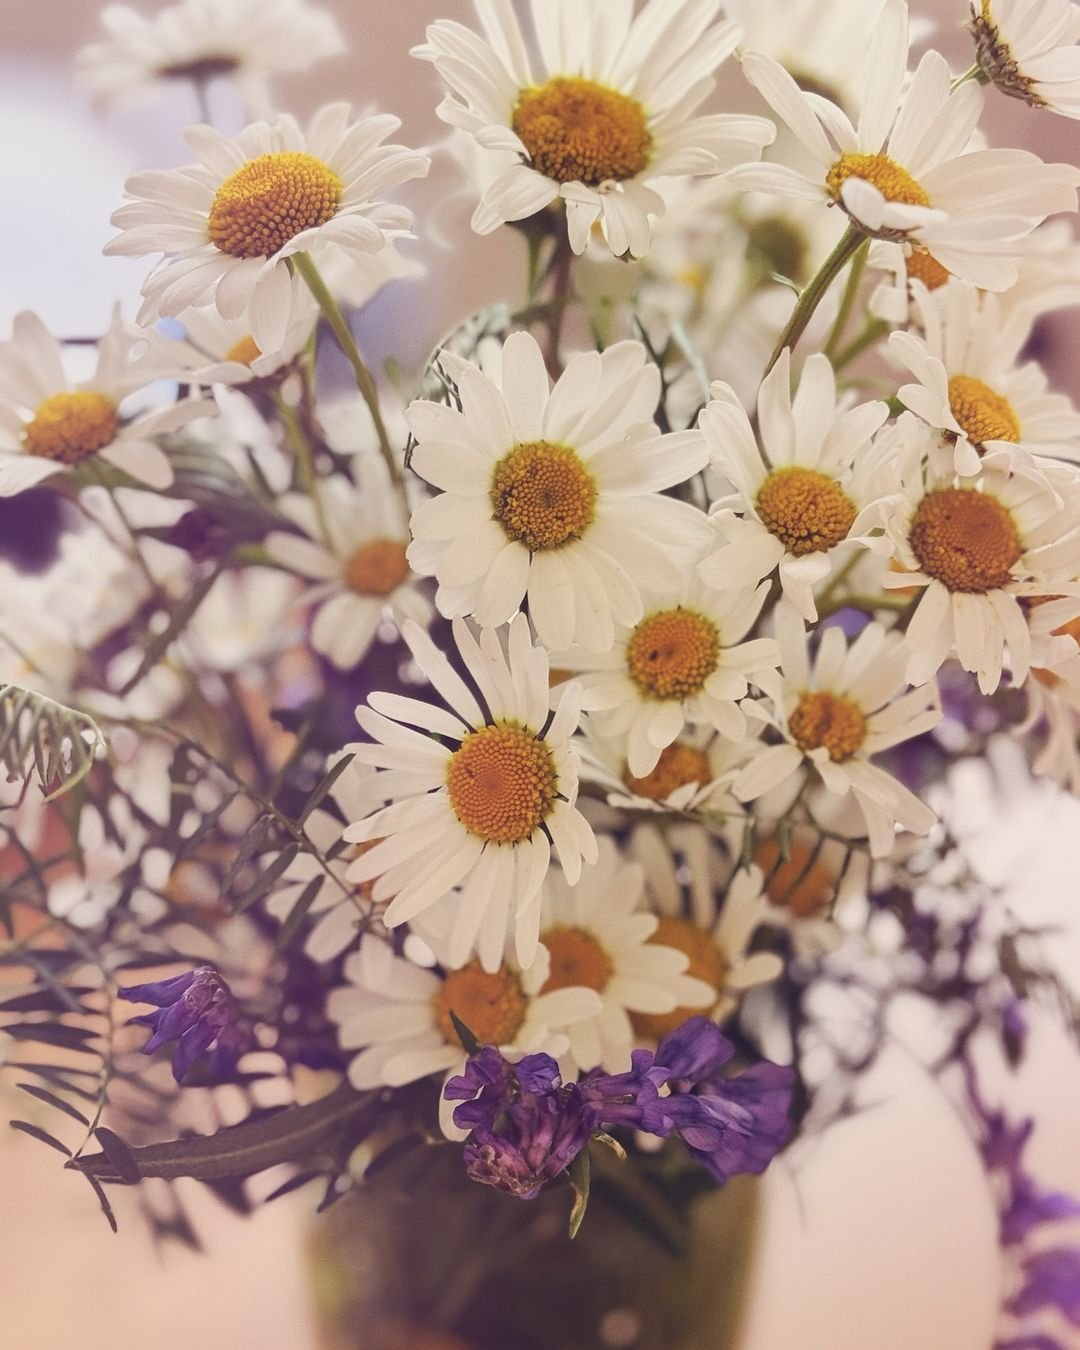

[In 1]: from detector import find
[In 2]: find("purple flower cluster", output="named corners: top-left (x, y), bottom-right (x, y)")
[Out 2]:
top-left (119, 967), bottom-right (250, 1083)
top-left (443, 1017), bottom-right (795, 1201)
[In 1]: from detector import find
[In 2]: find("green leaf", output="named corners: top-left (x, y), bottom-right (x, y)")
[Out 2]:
top-left (0, 684), bottom-right (105, 801)
top-left (272, 875), bottom-right (324, 955)
top-left (93, 1128), bottom-right (140, 1185)
top-left (448, 1010), bottom-right (480, 1056)
top-left (297, 753), bottom-right (354, 827)
top-left (10, 1120), bottom-right (73, 1157)
top-left (118, 566), bottom-right (222, 696)
top-left (567, 1146), bottom-right (591, 1239)
top-left (16, 1083), bottom-right (90, 1127)
top-left (232, 842), bottom-right (300, 913)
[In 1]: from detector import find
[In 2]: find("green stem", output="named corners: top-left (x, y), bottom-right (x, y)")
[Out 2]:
top-left (763, 225), bottom-right (864, 379)
top-left (832, 316), bottom-right (890, 373)
top-left (951, 62), bottom-right (986, 92)
top-left (292, 251), bottom-right (402, 488)
top-left (273, 389), bottom-right (331, 544)
top-left (824, 238), bottom-right (869, 361)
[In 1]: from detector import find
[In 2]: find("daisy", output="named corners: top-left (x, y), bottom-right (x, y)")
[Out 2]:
top-left (628, 821), bottom-right (784, 1037)
top-left (698, 351), bottom-right (890, 621)
top-left (1018, 671), bottom-right (1080, 792)
top-left (183, 566), bottom-right (301, 673)
top-left (553, 575), bottom-right (779, 779)
top-left (105, 105), bottom-right (430, 352)
top-left (878, 432), bottom-right (1080, 692)
top-left (0, 309), bottom-right (208, 497)
top-left (326, 931), bottom-right (600, 1095)
top-left (405, 331), bottom-right (712, 653)
top-left (890, 281), bottom-right (1080, 478)
top-left (412, 0), bottom-right (774, 257)
top-left (534, 837), bottom-right (715, 1073)
top-left (265, 454), bottom-right (431, 671)
top-left (76, 0), bottom-right (345, 118)
top-left (730, 0), bottom-right (1080, 289)
top-left (342, 615), bottom-right (597, 971)
top-left (731, 605), bottom-right (942, 858)
top-left (969, 0), bottom-right (1080, 119)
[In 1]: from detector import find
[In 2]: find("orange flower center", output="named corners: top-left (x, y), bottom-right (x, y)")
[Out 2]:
top-left (225, 334), bottom-right (263, 366)
top-left (826, 152), bottom-right (930, 212)
top-left (490, 441), bottom-right (596, 552)
top-left (512, 77), bottom-right (652, 186)
top-left (947, 375), bottom-right (1021, 445)
top-left (631, 917), bottom-right (724, 1041)
top-left (909, 487), bottom-right (1023, 593)
top-left (433, 963), bottom-right (527, 1047)
top-left (755, 466), bottom-right (858, 556)
top-left (445, 722), bottom-right (558, 844)
top-left (754, 838), bottom-right (834, 918)
top-left (906, 248), bottom-right (950, 290)
top-left (623, 742), bottom-right (711, 801)
top-left (208, 151), bottom-right (342, 259)
top-left (789, 691), bottom-right (867, 762)
top-left (626, 609), bottom-right (720, 701)
top-left (24, 390), bottom-right (118, 464)
top-left (540, 926), bottom-right (613, 993)
top-left (344, 539), bottom-right (410, 596)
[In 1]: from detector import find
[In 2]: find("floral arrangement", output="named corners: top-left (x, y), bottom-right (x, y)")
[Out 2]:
top-left (3, 0), bottom-right (1080, 1345)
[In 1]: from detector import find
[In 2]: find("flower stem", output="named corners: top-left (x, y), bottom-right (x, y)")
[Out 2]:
top-left (824, 237), bottom-right (870, 361)
top-left (292, 250), bottom-right (402, 488)
top-left (273, 388), bottom-right (331, 544)
top-left (951, 62), bottom-right (986, 92)
top-left (763, 225), bottom-right (864, 379)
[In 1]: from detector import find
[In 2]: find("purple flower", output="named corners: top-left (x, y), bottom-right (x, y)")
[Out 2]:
top-left (119, 967), bottom-right (249, 1082)
top-left (1001, 1172), bottom-right (1080, 1247)
top-left (1009, 1249), bottom-right (1080, 1327)
top-left (995, 1338), bottom-right (1069, 1350)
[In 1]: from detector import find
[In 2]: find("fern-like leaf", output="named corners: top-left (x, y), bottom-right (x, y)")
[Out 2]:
top-left (0, 684), bottom-right (105, 801)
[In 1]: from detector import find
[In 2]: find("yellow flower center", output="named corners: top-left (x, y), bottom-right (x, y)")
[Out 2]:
top-left (755, 466), bottom-right (858, 556)
top-left (754, 838), bottom-right (834, 918)
top-left (540, 926), bottom-right (613, 994)
top-left (631, 917), bottom-right (724, 1041)
top-left (225, 334), bottom-right (263, 366)
top-left (489, 440), bottom-right (596, 552)
top-left (445, 722), bottom-right (558, 844)
top-left (906, 248), bottom-right (951, 291)
top-left (947, 375), bottom-right (1021, 445)
top-left (512, 76), bottom-right (652, 186)
top-left (344, 539), bottom-right (410, 596)
top-left (789, 691), bottom-right (867, 762)
top-left (433, 963), bottom-right (527, 1047)
top-left (826, 152), bottom-right (930, 212)
top-left (909, 487), bottom-right (1023, 593)
top-left (208, 151), bottom-right (342, 259)
top-left (23, 391), bottom-right (119, 464)
top-left (626, 609), bottom-right (720, 701)
top-left (623, 742), bottom-right (711, 801)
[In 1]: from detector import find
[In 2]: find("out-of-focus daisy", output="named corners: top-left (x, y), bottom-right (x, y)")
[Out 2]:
top-left (343, 616), bottom-right (597, 971)
top-left (731, 0), bottom-right (1080, 289)
top-left (412, 0), bottom-right (773, 257)
top-left (0, 310), bottom-right (207, 496)
top-left (699, 351), bottom-right (889, 621)
top-left (628, 822), bottom-right (783, 1038)
top-left (183, 566), bottom-right (301, 674)
top-left (732, 607), bottom-right (941, 857)
top-left (878, 433), bottom-right (1080, 692)
top-left (535, 838), bottom-right (714, 1073)
top-left (969, 0), bottom-right (1080, 119)
top-left (891, 281), bottom-right (1080, 478)
top-left (106, 106), bottom-right (429, 352)
top-left (554, 576), bottom-right (779, 778)
top-left (326, 931), bottom-right (600, 1094)
top-left (76, 0), bottom-right (345, 118)
top-left (1018, 670), bottom-right (1080, 792)
top-left (266, 455), bottom-right (431, 671)
top-left (406, 332), bottom-right (711, 652)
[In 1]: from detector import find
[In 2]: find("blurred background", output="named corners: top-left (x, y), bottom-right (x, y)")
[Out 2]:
top-left (1, 1), bottom-right (1080, 1347)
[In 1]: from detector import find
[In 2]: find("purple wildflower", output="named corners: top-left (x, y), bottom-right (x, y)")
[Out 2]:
top-left (995, 1337), bottom-right (1070, 1349)
top-left (119, 967), bottom-right (249, 1082)
top-left (1009, 1249), bottom-right (1080, 1327)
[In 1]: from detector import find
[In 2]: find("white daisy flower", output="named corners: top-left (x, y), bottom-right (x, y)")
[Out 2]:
top-left (554, 575), bottom-right (779, 779)
top-left (265, 455), bottom-right (432, 671)
top-left (326, 931), bottom-right (600, 1094)
top-left (534, 837), bottom-right (715, 1073)
top-left (732, 606), bottom-right (941, 858)
top-left (343, 615), bottom-right (598, 971)
top-left (0, 310), bottom-right (208, 497)
top-left (1018, 670), bottom-right (1080, 792)
top-left (969, 0), bottom-right (1080, 119)
top-left (183, 566), bottom-right (301, 674)
top-left (406, 331), bottom-right (712, 652)
top-left (105, 105), bottom-right (430, 352)
top-left (891, 281), bottom-right (1080, 478)
top-left (730, 0), bottom-right (1080, 289)
top-left (412, 0), bottom-right (774, 257)
top-left (698, 351), bottom-right (890, 621)
top-left (76, 0), bottom-right (345, 119)
top-left (878, 434), bottom-right (1080, 692)
top-left (628, 821), bottom-right (784, 1037)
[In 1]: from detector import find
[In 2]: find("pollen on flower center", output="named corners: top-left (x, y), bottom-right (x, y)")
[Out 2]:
top-left (626, 609), bottom-right (721, 700)
top-left (631, 917), bottom-right (724, 1041)
top-left (512, 76), bottom-right (652, 186)
top-left (906, 247), bottom-right (950, 290)
top-left (969, 1), bottom-right (1045, 106)
top-left (23, 390), bottom-right (118, 464)
top-left (344, 538), bottom-right (410, 596)
top-left (948, 375), bottom-right (1021, 445)
top-left (909, 487), bottom-right (1023, 593)
top-left (623, 742), bottom-right (711, 800)
top-left (433, 963), bottom-right (527, 1046)
top-left (208, 151), bottom-right (342, 259)
top-left (789, 691), bottom-right (867, 762)
top-left (541, 926), bottom-right (613, 994)
top-left (446, 722), bottom-right (558, 844)
top-left (225, 335), bottom-right (262, 366)
top-left (755, 466), bottom-right (858, 555)
top-left (754, 838), bottom-right (833, 918)
top-left (826, 152), bottom-right (930, 211)
top-left (490, 440), bottom-right (597, 552)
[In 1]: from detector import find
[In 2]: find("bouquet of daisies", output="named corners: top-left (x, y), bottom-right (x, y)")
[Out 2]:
top-left (4, 0), bottom-right (1080, 1345)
